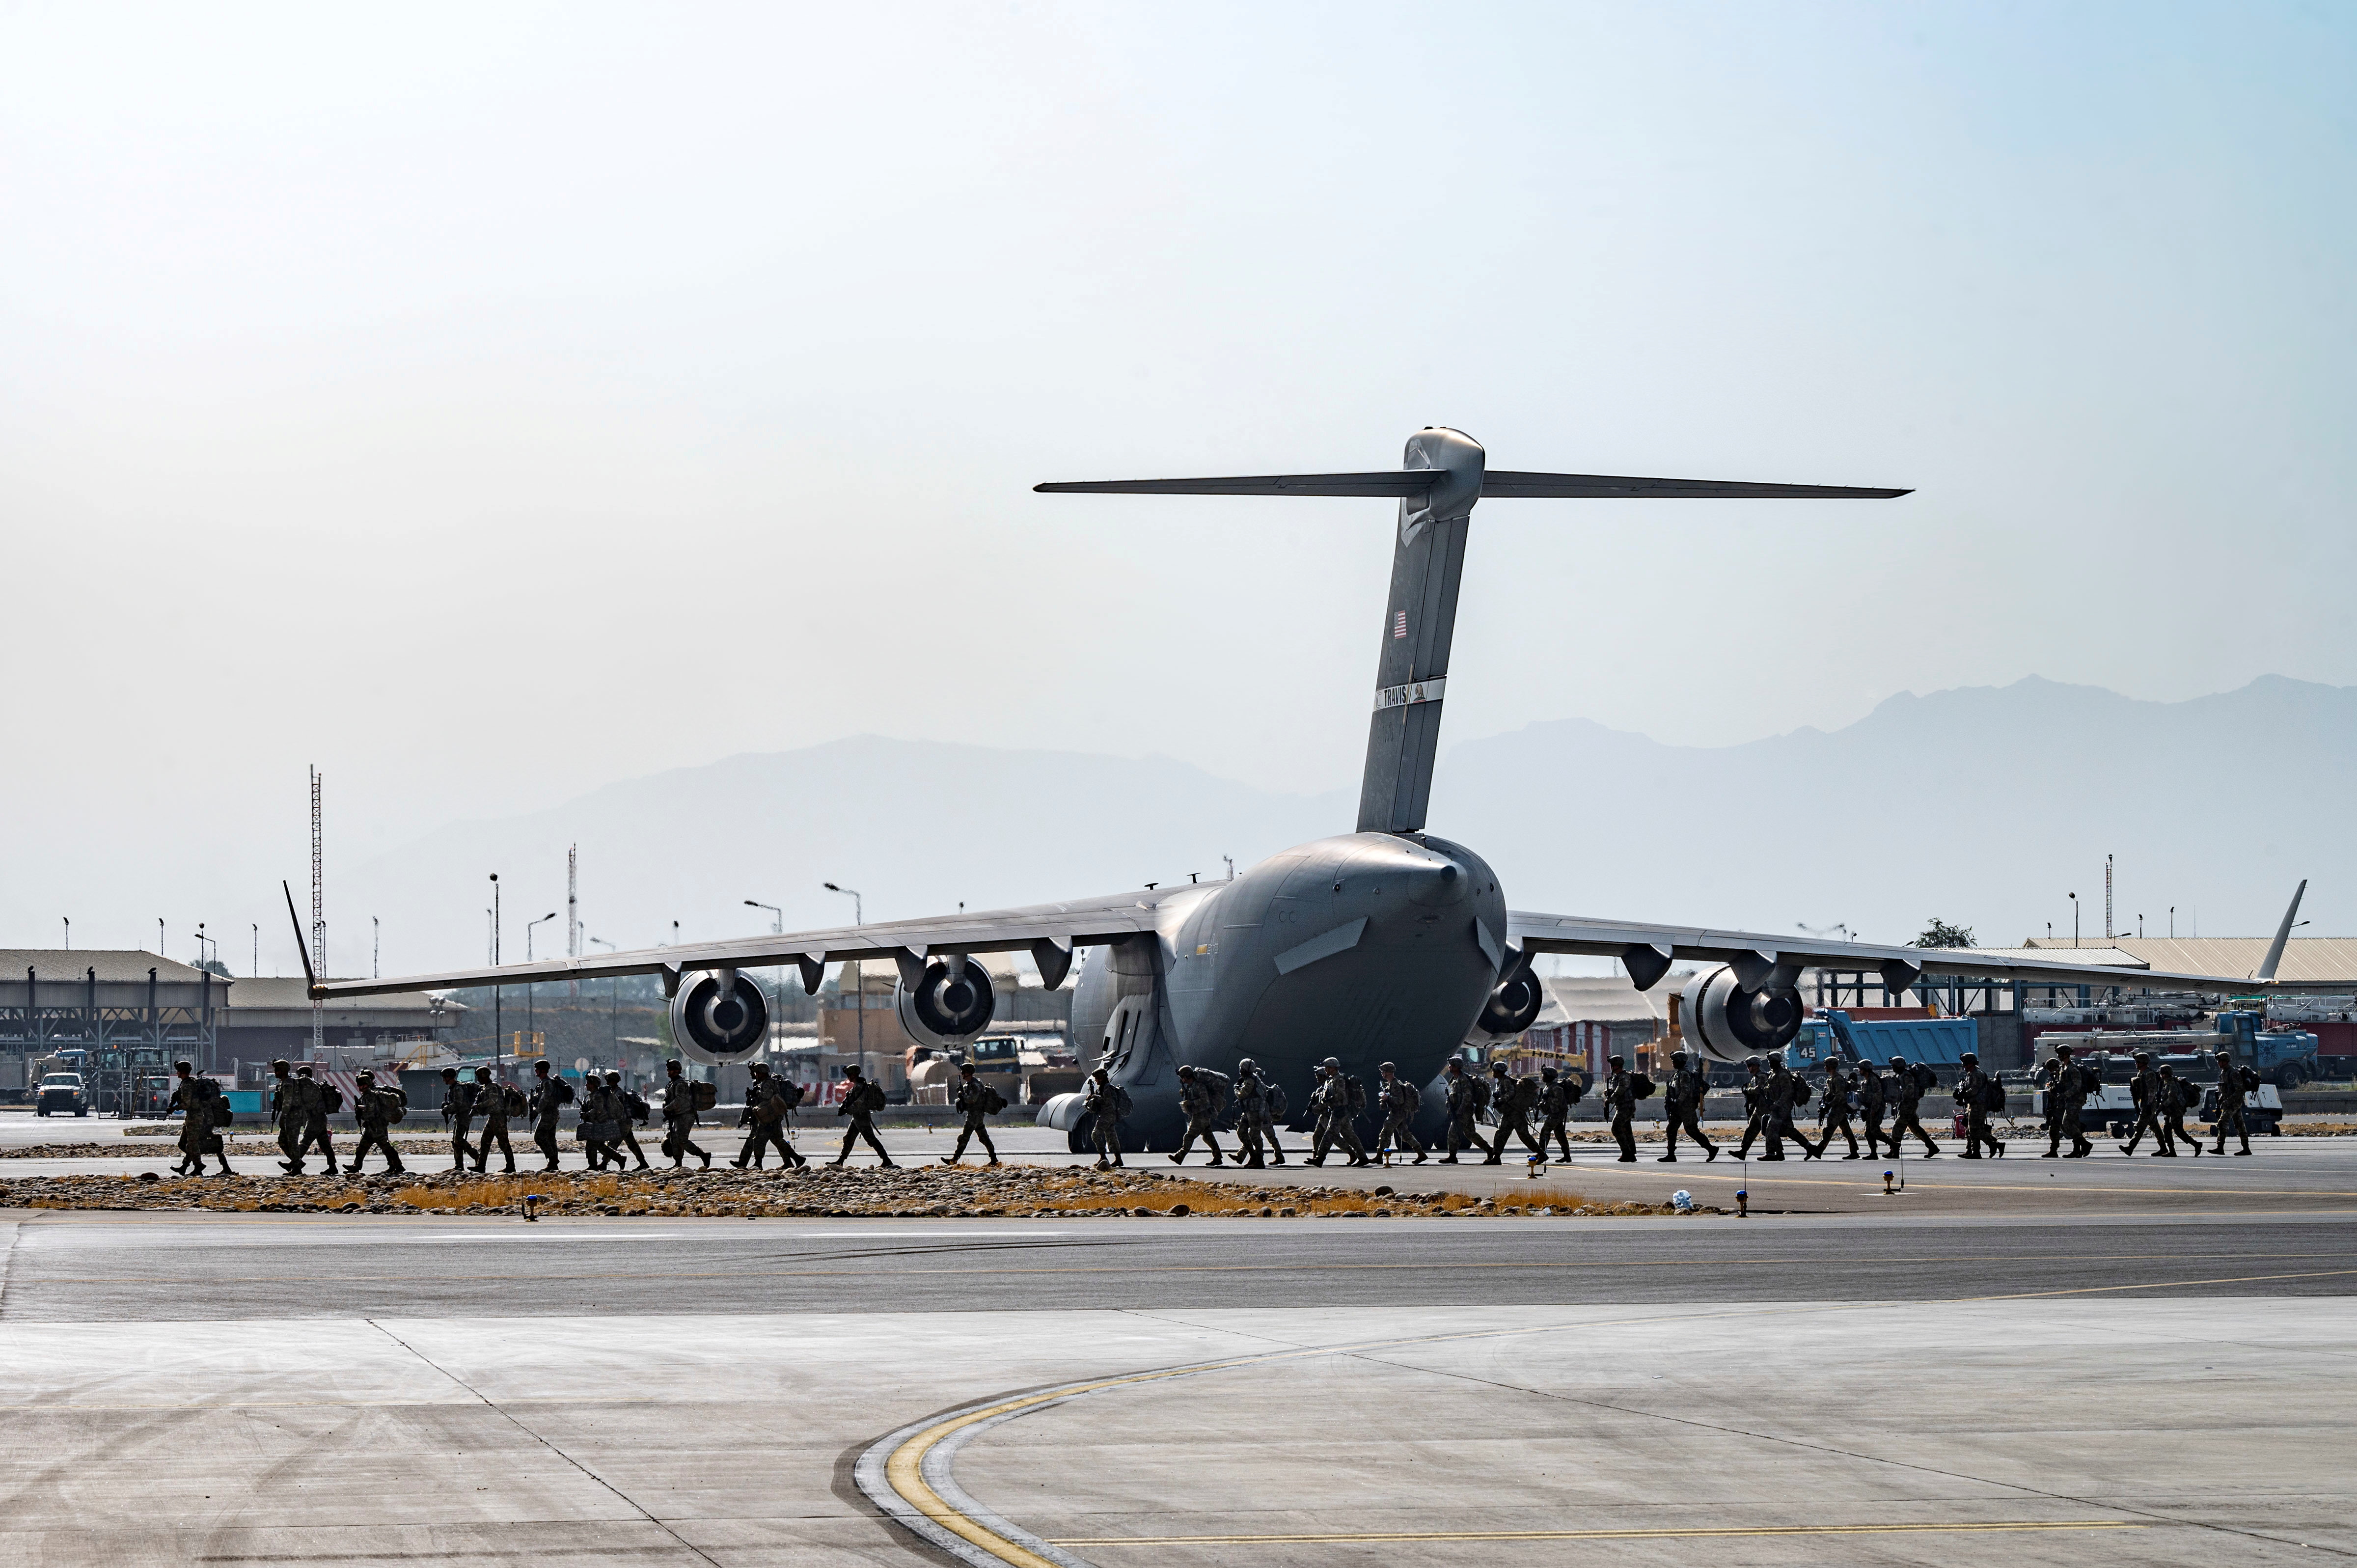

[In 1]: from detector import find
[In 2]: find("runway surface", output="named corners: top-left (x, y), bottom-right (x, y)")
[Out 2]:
top-left (4, 1210), bottom-right (2356, 1321)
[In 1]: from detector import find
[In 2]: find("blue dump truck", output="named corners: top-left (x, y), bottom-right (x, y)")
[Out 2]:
top-left (1784, 1009), bottom-right (1978, 1078)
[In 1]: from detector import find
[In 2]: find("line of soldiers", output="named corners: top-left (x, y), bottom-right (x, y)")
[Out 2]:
top-left (2038, 1041), bottom-right (2254, 1157)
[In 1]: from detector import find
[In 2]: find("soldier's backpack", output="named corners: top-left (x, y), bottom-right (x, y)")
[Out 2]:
top-left (190, 1076), bottom-right (230, 1128)
top-left (1633, 1072), bottom-right (1657, 1100)
top-left (693, 1080), bottom-right (720, 1112)
top-left (1502, 1075), bottom-right (1537, 1114)
top-left (1196, 1068), bottom-right (1232, 1114)
top-left (2237, 1065), bottom-right (2262, 1094)
top-left (774, 1081), bottom-right (805, 1112)
top-left (1468, 1073), bottom-right (1492, 1113)
top-left (502, 1084), bottom-right (529, 1116)
top-left (378, 1084), bottom-right (409, 1125)
top-left (1397, 1078), bottom-right (1423, 1112)
top-left (1982, 1076), bottom-right (2008, 1114)
top-left (1343, 1073), bottom-right (1367, 1112)
top-left (1262, 1079), bottom-right (1289, 1120)
top-left (1787, 1077), bottom-right (1809, 1107)
top-left (978, 1083), bottom-right (1008, 1114)
top-left (320, 1082), bottom-right (345, 1115)
top-left (1913, 1063), bottom-right (1939, 1095)
top-left (624, 1089), bottom-right (653, 1122)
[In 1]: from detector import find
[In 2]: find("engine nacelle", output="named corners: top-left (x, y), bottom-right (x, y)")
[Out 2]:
top-left (1680, 965), bottom-right (1804, 1064)
top-left (1474, 950), bottom-right (1544, 1037)
top-left (895, 956), bottom-right (996, 1046)
top-left (670, 969), bottom-right (770, 1066)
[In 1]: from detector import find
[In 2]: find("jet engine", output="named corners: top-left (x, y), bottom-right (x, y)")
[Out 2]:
top-left (1680, 964), bottom-right (1805, 1064)
top-left (1475, 951), bottom-right (1544, 1037)
top-left (895, 956), bottom-right (996, 1046)
top-left (670, 969), bottom-right (770, 1066)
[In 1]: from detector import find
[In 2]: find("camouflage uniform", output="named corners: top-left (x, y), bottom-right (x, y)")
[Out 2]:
top-left (577, 1080), bottom-right (624, 1170)
top-left (1483, 1065), bottom-right (1540, 1164)
top-left (1661, 1054), bottom-right (1717, 1162)
top-left (291, 1068), bottom-right (337, 1171)
top-left (346, 1074), bottom-right (405, 1175)
top-left (2039, 1051), bottom-right (2093, 1157)
top-left (1734, 1060), bottom-right (1772, 1158)
top-left (1083, 1072), bottom-right (1127, 1168)
top-left (1856, 1062), bottom-right (1891, 1158)
top-left (1955, 1055), bottom-right (2004, 1157)
top-left (1536, 1069), bottom-right (1577, 1161)
top-left (2116, 1055), bottom-right (2171, 1156)
top-left (168, 1069), bottom-right (228, 1176)
top-left (1814, 1060), bottom-right (1860, 1158)
top-left (439, 1072), bottom-right (477, 1171)
top-left (735, 1066), bottom-right (797, 1168)
top-left (1233, 1065), bottom-right (1284, 1168)
top-left (1887, 1057), bottom-right (1940, 1157)
top-left (947, 1070), bottom-right (999, 1165)
top-left (270, 1063), bottom-right (308, 1174)
top-left (832, 1073), bottom-right (894, 1166)
top-left (1308, 1063), bottom-right (1367, 1167)
top-left (1376, 1067), bottom-right (1426, 1162)
top-left (1603, 1059), bottom-right (1638, 1161)
top-left (610, 1075), bottom-right (654, 1169)
top-left (2210, 1051), bottom-right (2252, 1155)
top-left (473, 1073), bottom-right (516, 1172)
top-left (2158, 1067), bottom-right (2202, 1157)
top-left (1763, 1062), bottom-right (1818, 1159)
top-left (1169, 1067), bottom-right (1226, 1165)
top-left (662, 1065), bottom-right (713, 1168)
top-left (1439, 1065), bottom-right (1490, 1163)
top-left (529, 1068), bottom-right (567, 1171)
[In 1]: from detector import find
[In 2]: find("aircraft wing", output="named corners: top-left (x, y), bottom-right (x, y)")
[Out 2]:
top-left (1507, 911), bottom-right (2275, 993)
top-left (310, 887), bottom-right (1186, 1002)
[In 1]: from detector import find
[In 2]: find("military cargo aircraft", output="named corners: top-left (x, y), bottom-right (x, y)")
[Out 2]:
top-left (312, 427), bottom-right (2270, 1149)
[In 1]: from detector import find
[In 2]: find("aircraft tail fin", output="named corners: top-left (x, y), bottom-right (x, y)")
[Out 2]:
top-left (2256, 878), bottom-right (2308, 981)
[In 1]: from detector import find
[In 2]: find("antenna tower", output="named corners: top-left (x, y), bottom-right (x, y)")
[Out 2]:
top-left (567, 845), bottom-right (579, 999)
top-left (309, 766), bottom-right (325, 1057)
top-left (2104, 853), bottom-right (2113, 943)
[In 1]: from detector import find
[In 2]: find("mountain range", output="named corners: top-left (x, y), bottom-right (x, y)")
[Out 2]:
top-left (296, 675), bottom-right (2351, 978)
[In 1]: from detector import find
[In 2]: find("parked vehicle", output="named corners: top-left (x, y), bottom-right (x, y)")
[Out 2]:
top-left (34, 1072), bottom-right (89, 1117)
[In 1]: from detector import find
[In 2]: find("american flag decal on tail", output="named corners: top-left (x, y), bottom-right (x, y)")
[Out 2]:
top-left (1393, 610), bottom-right (1407, 639)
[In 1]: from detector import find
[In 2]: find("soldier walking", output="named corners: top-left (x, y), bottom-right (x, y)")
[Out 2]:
top-left (1483, 1061), bottom-right (1541, 1165)
top-left (1536, 1065), bottom-right (1579, 1161)
top-left (269, 1058), bottom-right (313, 1174)
top-left (1169, 1063), bottom-right (1228, 1166)
top-left (1233, 1059), bottom-right (1287, 1168)
top-left (1815, 1057), bottom-right (1861, 1159)
top-left (2158, 1065), bottom-right (2202, 1157)
top-left (832, 1065), bottom-right (895, 1166)
top-left (528, 1060), bottom-right (569, 1172)
top-left (945, 1061), bottom-right (1003, 1166)
top-left (1602, 1054), bottom-right (1639, 1162)
top-left (292, 1063), bottom-right (339, 1173)
top-left (345, 1068), bottom-right (406, 1175)
top-left (1887, 1054), bottom-right (1941, 1157)
top-left (439, 1066), bottom-right (477, 1171)
top-left (1438, 1059), bottom-right (1492, 1164)
top-left (1375, 1062), bottom-right (1427, 1163)
top-left (661, 1058), bottom-right (713, 1169)
top-left (1760, 1058), bottom-right (1816, 1160)
top-left (2210, 1046), bottom-right (2254, 1155)
top-left (1307, 1057), bottom-right (1369, 1167)
top-left (1856, 1058), bottom-right (1893, 1159)
top-left (1735, 1058), bottom-right (1772, 1158)
top-left (1083, 1066), bottom-right (1128, 1169)
top-left (168, 1060), bottom-right (233, 1177)
top-left (734, 1063), bottom-right (790, 1168)
top-left (1955, 1050), bottom-right (2006, 1158)
top-left (2117, 1050), bottom-right (2173, 1156)
top-left (2039, 1045), bottom-right (2095, 1158)
top-left (1659, 1049), bottom-right (1718, 1162)
top-left (607, 1071), bottom-right (656, 1169)
top-left (577, 1074), bottom-right (625, 1171)
top-left (472, 1066), bottom-right (517, 1173)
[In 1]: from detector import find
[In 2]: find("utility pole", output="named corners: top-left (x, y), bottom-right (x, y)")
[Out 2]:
top-left (527, 911), bottom-right (557, 1053)
top-left (592, 937), bottom-right (619, 1059)
top-left (824, 883), bottom-right (864, 1084)
top-left (372, 916), bottom-right (380, 979)
top-left (2104, 853), bottom-right (2114, 943)
top-left (61, 917), bottom-right (68, 951)
top-left (490, 874), bottom-right (501, 1079)
top-left (251, 924), bottom-right (257, 978)
top-left (567, 845), bottom-right (579, 1001)
top-left (2068, 893), bottom-right (2079, 950)
top-left (310, 767), bottom-right (324, 1061)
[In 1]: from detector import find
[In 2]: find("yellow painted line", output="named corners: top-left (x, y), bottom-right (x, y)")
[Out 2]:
top-left (1059, 1520), bottom-right (2147, 1546)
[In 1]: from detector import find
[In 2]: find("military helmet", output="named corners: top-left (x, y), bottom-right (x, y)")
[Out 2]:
top-left (2159, 1063), bottom-right (2177, 1075)
top-left (1608, 1054), bottom-right (1625, 1070)
top-left (2133, 1050), bottom-right (2151, 1064)
top-left (1540, 1065), bottom-right (1558, 1078)
top-left (1959, 1052), bottom-right (1977, 1065)
top-left (1379, 1061), bottom-right (1397, 1073)
top-left (1489, 1060), bottom-right (1507, 1073)
top-left (1671, 1049), bottom-right (1688, 1063)
top-left (959, 1059), bottom-right (977, 1074)
top-left (1888, 1055), bottom-right (1908, 1068)
top-left (272, 1057), bottom-right (291, 1071)
top-left (1237, 1057), bottom-right (1257, 1073)
top-left (604, 1071), bottom-right (621, 1085)
top-left (296, 1063), bottom-right (314, 1076)
top-left (473, 1066), bottom-right (493, 1081)
top-left (1176, 1064), bottom-right (1195, 1078)
top-left (1090, 1066), bottom-right (1109, 1080)
top-left (356, 1068), bottom-right (375, 1081)
top-left (1324, 1056), bottom-right (1342, 1070)
top-left (844, 1065), bottom-right (864, 1079)
top-left (440, 1065), bottom-right (459, 1078)
top-left (174, 1059), bottom-right (192, 1073)
top-left (1444, 1058), bottom-right (1463, 1073)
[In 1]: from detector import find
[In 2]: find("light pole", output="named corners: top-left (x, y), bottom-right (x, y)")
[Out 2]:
top-left (527, 911), bottom-right (558, 1052)
top-left (746, 900), bottom-right (786, 1050)
top-left (157, 917), bottom-right (164, 956)
top-left (61, 917), bottom-right (68, 951)
top-left (2068, 892), bottom-right (2079, 950)
top-left (824, 882), bottom-right (865, 1082)
top-left (489, 874), bottom-right (501, 1075)
top-left (251, 924), bottom-right (257, 977)
top-left (372, 916), bottom-right (380, 979)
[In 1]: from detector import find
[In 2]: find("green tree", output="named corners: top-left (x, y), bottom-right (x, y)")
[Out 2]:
top-left (1912, 918), bottom-right (1975, 949)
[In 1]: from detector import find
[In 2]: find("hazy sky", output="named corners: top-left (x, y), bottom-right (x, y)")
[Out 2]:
top-left (4, 2), bottom-right (2352, 960)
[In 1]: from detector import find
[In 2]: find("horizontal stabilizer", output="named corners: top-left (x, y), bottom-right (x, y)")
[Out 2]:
top-left (1035, 472), bottom-right (1437, 497)
top-left (1480, 471), bottom-right (1910, 499)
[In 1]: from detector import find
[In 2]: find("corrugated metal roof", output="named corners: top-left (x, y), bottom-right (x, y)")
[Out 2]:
top-left (2022, 936), bottom-right (2357, 985)
top-left (1534, 976), bottom-right (1662, 1026)
top-left (0, 950), bottom-right (214, 984)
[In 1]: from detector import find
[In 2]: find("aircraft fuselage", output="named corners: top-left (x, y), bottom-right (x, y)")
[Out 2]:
top-left (1066, 831), bottom-right (1506, 1144)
